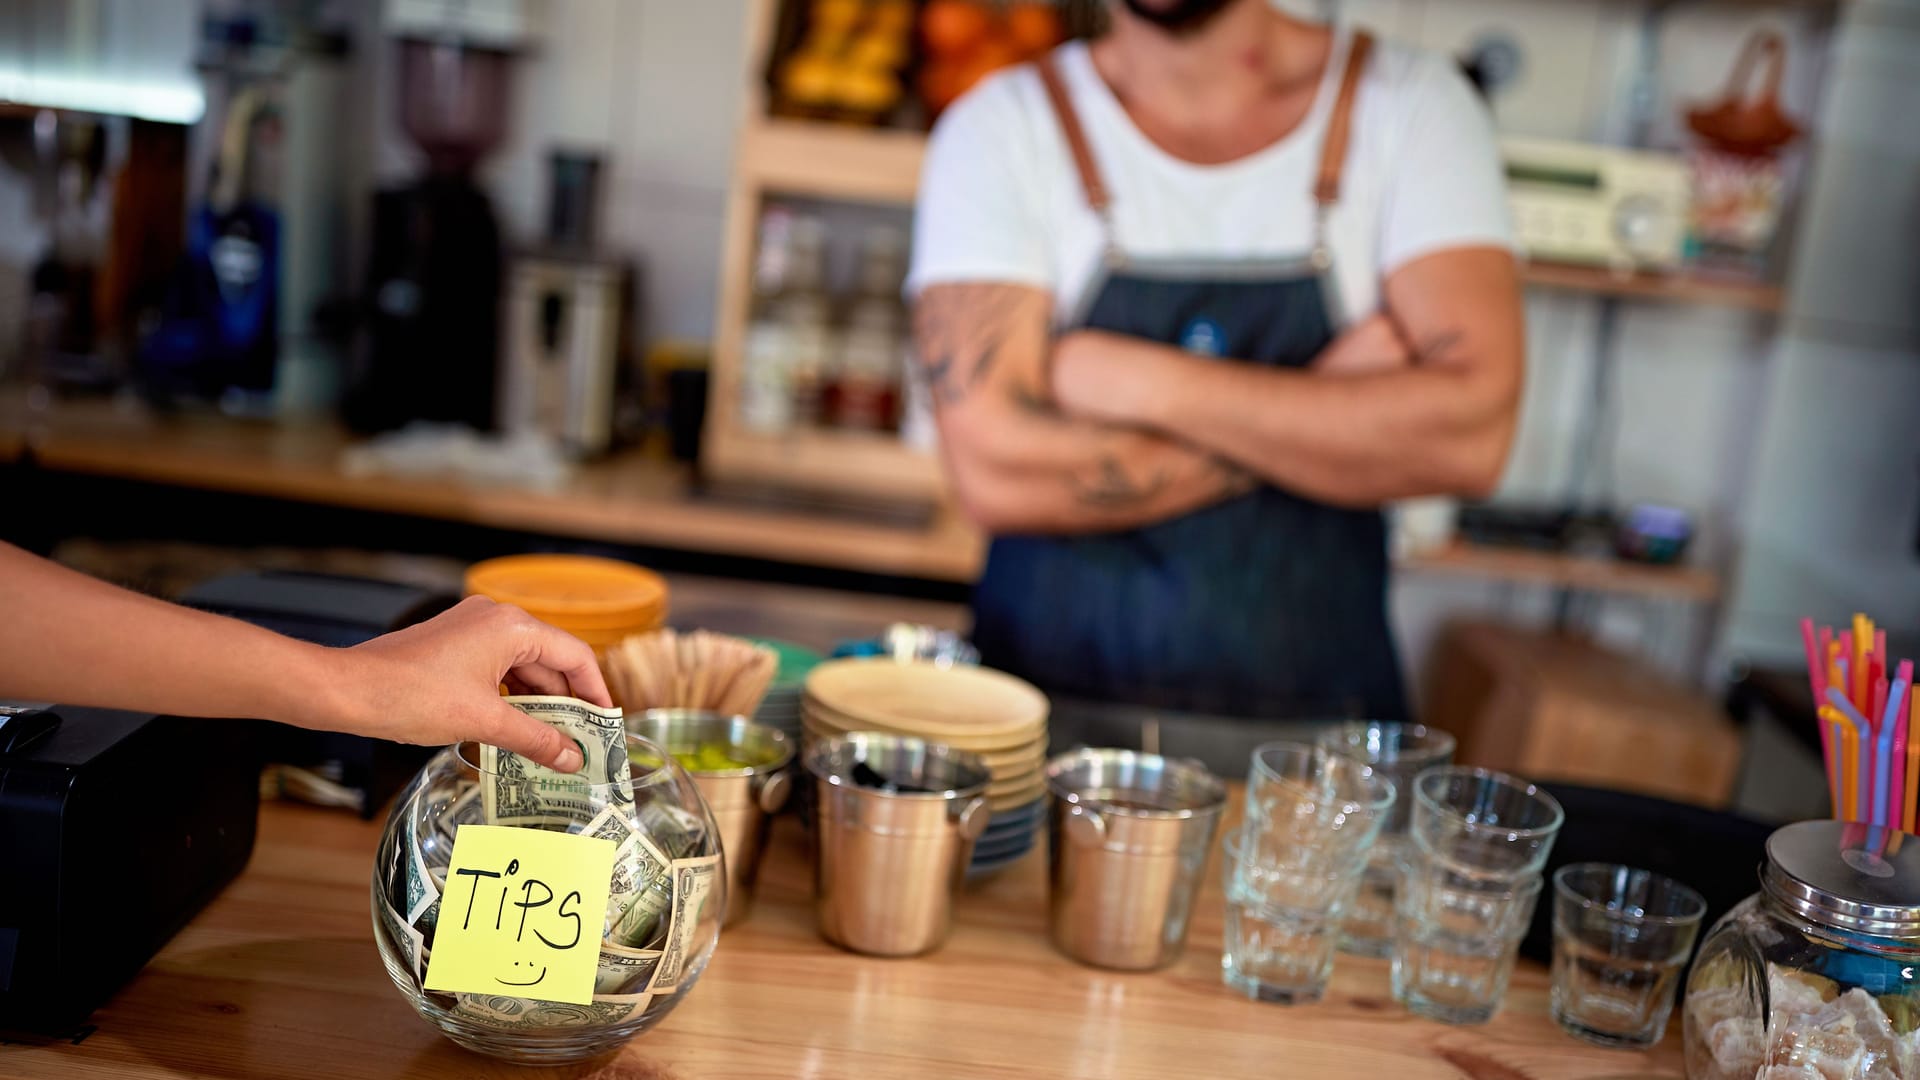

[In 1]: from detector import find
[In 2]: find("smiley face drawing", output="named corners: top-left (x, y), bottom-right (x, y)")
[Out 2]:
top-left (496, 959), bottom-right (548, 988)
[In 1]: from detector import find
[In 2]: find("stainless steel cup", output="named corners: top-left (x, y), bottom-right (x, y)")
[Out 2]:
top-left (627, 709), bottom-right (794, 927)
top-left (1045, 748), bottom-right (1228, 971)
top-left (805, 733), bottom-right (991, 957)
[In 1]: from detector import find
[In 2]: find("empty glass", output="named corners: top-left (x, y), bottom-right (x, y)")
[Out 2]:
top-left (1552, 863), bottom-right (1707, 1049)
top-left (1224, 743), bottom-right (1396, 1004)
top-left (1393, 766), bottom-right (1564, 1025)
top-left (1315, 721), bottom-right (1456, 957)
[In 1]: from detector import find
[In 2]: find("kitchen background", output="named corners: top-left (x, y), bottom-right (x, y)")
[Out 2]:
top-left (1, 0), bottom-right (1916, 821)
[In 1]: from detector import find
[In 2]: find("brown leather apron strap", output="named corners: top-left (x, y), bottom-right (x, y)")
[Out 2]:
top-left (1037, 54), bottom-right (1111, 217)
top-left (1314, 29), bottom-right (1374, 208)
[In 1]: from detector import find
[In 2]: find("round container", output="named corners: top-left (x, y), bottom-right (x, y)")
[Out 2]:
top-left (372, 735), bottom-right (724, 1065)
top-left (625, 709), bottom-right (795, 927)
top-left (1683, 821), bottom-right (1920, 1080)
top-left (1045, 748), bottom-right (1228, 971)
top-left (464, 555), bottom-right (668, 647)
top-left (804, 733), bottom-right (991, 957)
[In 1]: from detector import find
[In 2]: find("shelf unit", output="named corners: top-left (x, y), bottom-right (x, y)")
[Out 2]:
top-left (1399, 542), bottom-right (1721, 602)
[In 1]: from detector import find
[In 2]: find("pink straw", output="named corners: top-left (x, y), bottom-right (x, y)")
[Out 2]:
top-left (1803, 618), bottom-right (1831, 753)
top-left (1895, 662), bottom-right (1913, 833)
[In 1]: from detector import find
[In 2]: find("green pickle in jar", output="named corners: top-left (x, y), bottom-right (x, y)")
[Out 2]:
top-left (630, 741), bottom-right (758, 773)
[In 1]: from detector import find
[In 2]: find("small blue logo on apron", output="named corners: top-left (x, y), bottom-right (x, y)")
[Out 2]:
top-left (1180, 317), bottom-right (1225, 357)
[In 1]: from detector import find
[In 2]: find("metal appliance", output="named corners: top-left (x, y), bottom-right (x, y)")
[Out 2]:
top-left (1502, 137), bottom-right (1692, 270)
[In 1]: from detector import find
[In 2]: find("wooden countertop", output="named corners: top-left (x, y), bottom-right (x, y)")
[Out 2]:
top-left (0, 394), bottom-right (985, 583)
top-left (5, 799), bottom-right (1683, 1079)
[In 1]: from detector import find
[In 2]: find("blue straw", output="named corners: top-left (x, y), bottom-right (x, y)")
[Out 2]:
top-left (1876, 677), bottom-right (1907, 829)
top-left (1829, 687), bottom-right (1874, 823)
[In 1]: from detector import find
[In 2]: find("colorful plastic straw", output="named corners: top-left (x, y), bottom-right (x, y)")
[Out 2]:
top-left (1803, 619), bottom-right (1835, 794)
top-left (1829, 687), bottom-right (1872, 822)
top-left (1891, 662), bottom-right (1912, 832)
top-left (1876, 676), bottom-right (1903, 828)
top-left (1908, 690), bottom-right (1919, 833)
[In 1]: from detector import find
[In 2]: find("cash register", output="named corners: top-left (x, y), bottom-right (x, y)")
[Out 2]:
top-left (0, 705), bottom-right (259, 1034)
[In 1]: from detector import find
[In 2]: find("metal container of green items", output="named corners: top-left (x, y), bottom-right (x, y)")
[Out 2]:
top-left (626, 709), bottom-right (795, 926)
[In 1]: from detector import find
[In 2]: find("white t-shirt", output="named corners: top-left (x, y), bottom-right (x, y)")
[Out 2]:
top-left (906, 28), bottom-right (1515, 325)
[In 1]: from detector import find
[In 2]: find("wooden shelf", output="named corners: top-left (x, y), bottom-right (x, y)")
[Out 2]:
top-left (1520, 259), bottom-right (1786, 313)
top-left (731, 116), bottom-right (1789, 314)
top-left (1399, 541), bottom-right (1721, 602)
top-left (736, 117), bottom-right (927, 205)
top-left (702, 425), bottom-right (947, 505)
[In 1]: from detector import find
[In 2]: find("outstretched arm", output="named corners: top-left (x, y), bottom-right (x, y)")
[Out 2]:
top-left (0, 543), bottom-right (607, 770)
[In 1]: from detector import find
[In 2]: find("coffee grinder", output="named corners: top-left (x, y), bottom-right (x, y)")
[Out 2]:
top-left (345, 0), bottom-right (526, 433)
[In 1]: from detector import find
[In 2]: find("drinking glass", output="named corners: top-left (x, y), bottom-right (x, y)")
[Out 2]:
top-left (1224, 743), bottom-right (1396, 1004)
top-left (1315, 721), bottom-right (1456, 957)
top-left (1393, 766), bottom-right (1564, 1025)
top-left (1551, 863), bottom-right (1707, 1048)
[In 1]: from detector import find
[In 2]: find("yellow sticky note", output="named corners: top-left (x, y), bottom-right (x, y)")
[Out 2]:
top-left (423, 825), bottom-right (616, 1005)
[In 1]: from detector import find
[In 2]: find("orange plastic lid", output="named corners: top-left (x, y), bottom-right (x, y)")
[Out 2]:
top-left (465, 555), bottom-right (669, 619)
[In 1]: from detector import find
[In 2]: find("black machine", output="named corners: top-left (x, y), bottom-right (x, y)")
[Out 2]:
top-left (181, 569), bottom-right (459, 816)
top-left (345, 32), bottom-right (520, 433)
top-left (0, 706), bottom-right (260, 1034)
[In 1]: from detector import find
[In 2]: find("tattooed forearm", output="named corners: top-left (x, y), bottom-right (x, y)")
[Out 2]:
top-left (1071, 454), bottom-right (1170, 508)
top-left (913, 284), bottom-right (1029, 406)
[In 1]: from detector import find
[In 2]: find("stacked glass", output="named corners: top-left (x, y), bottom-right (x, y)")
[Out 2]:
top-left (1315, 722), bottom-right (1457, 957)
top-left (1222, 742), bottom-right (1396, 1004)
top-left (1393, 766), bottom-right (1565, 1025)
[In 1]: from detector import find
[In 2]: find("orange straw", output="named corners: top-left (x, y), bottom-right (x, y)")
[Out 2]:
top-left (1829, 705), bottom-right (1861, 822)
top-left (1855, 614), bottom-right (1872, 711)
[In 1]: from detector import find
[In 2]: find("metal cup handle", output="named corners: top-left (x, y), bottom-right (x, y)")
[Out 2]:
top-left (1065, 802), bottom-right (1106, 844)
top-left (954, 795), bottom-right (991, 840)
top-left (754, 768), bottom-right (793, 815)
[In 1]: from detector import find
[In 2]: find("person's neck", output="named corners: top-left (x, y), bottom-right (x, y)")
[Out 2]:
top-left (1096, 2), bottom-right (1328, 118)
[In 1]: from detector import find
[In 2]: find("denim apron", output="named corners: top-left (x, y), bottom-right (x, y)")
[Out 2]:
top-left (973, 31), bottom-right (1407, 722)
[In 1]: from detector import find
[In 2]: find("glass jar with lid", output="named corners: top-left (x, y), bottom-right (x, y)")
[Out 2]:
top-left (1683, 820), bottom-right (1920, 1080)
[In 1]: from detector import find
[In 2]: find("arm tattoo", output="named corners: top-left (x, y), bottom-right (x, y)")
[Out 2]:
top-left (914, 285), bottom-right (1027, 406)
top-left (1071, 454), bottom-right (1169, 508)
top-left (1008, 381), bottom-right (1056, 417)
top-left (1412, 329), bottom-right (1466, 366)
top-left (1214, 459), bottom-right (1258, 498)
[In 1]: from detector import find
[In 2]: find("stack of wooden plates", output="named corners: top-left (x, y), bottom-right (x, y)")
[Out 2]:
top-left (803, 659), bottom-right (1050, 873)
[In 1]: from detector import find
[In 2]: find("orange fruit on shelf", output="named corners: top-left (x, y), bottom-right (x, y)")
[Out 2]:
top-left (922, 0), bottom-right (995, 58)
top-left (869, 0), bottom-right (915, 34)
top-left (918, 58), bottom-right (968, 115)
top-left (811, 0), bottom-right (865, 33)
top-left (780, 50), bottom-right (841, 107)
top-left (835, 65), bottom-right (903, 113)
top-left (1006, 3), bottom-right (1064, 57)
top-left (951, 36), bottom-right (1022, 98)
top-left (849, 28), bottom-right (909, 71)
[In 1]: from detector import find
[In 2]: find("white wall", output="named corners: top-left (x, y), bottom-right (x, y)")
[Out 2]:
top-left (465, 0), bottom-right (751, 346)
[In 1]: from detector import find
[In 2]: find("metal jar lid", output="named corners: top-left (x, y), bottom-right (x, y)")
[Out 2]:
top-left (1761, 820), bottom-right (1920, 939)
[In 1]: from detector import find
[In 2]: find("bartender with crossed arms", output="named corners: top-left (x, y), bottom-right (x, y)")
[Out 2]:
top-left (908, 0), bottom-right (1524, 721)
